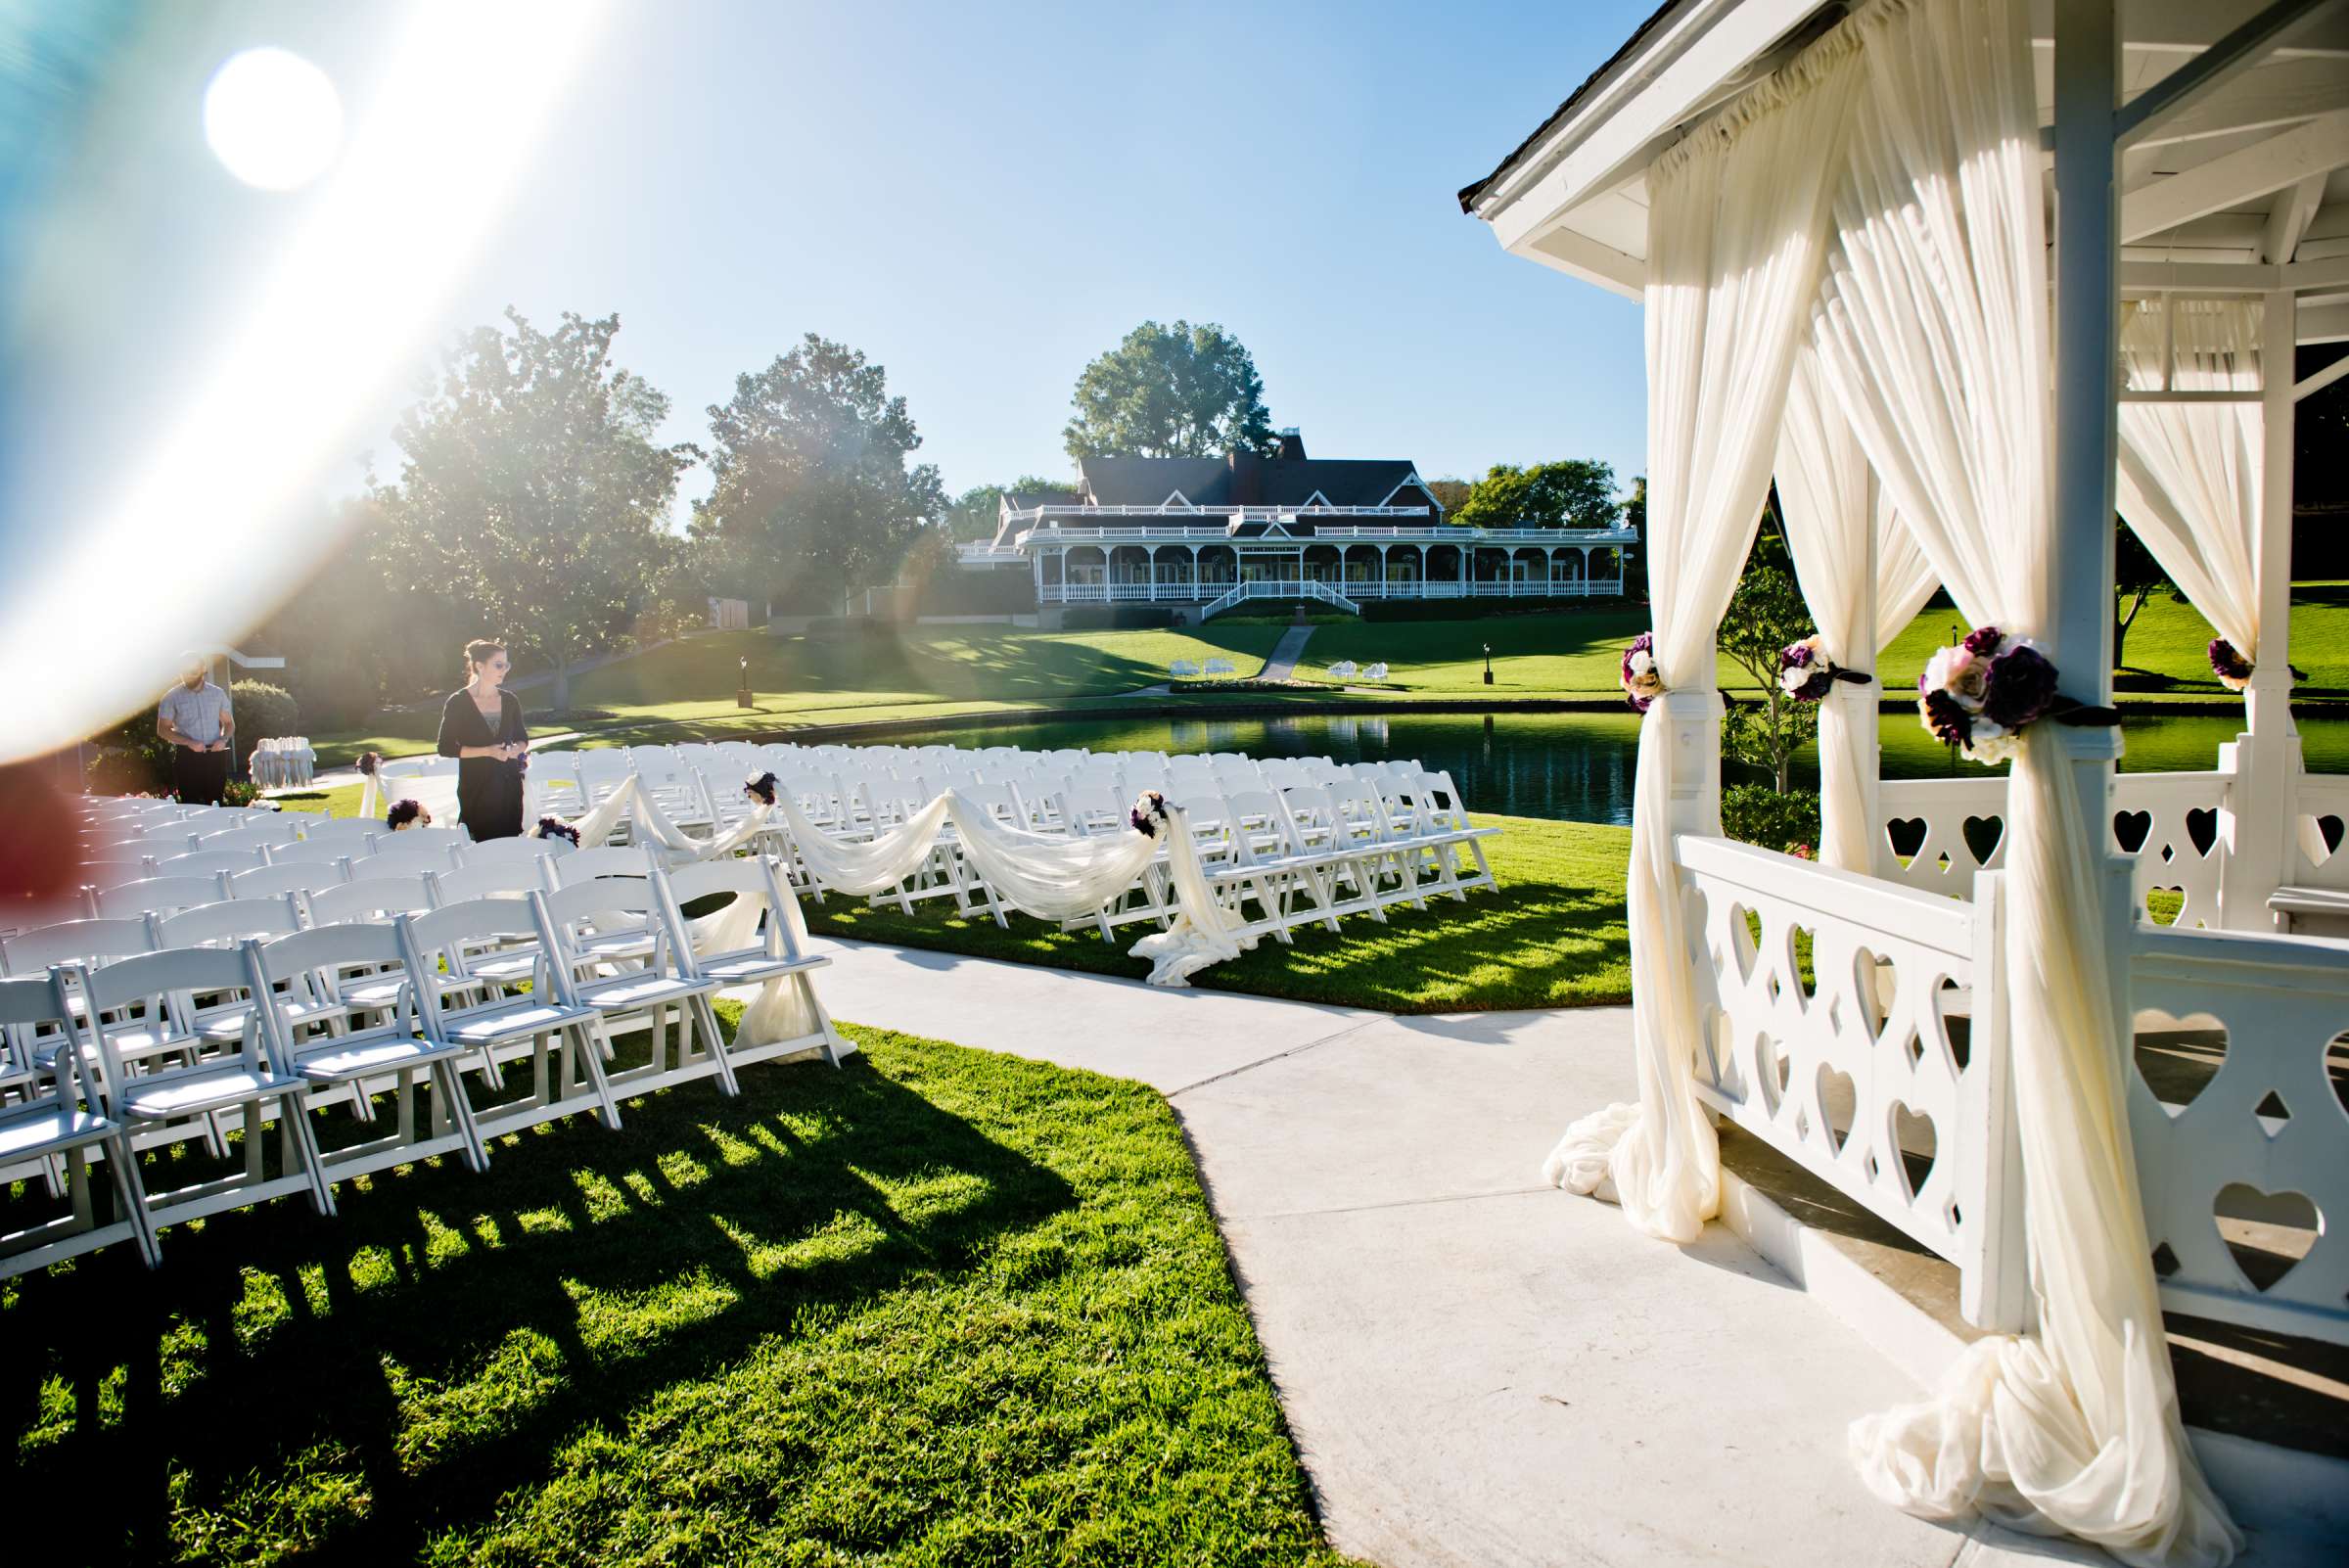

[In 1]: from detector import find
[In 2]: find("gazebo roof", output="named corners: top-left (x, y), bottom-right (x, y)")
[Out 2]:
top-left (1463, 0), bottom-right (2349, 344)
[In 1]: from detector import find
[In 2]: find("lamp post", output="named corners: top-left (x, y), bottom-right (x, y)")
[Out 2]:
top-left (1483, 642), bottom-right (1493, 686)
top-left (736, 655), bottom-right (754, 710)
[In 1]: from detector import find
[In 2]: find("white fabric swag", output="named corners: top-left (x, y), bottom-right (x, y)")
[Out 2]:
top-left (1541, 31), bottom-right (1864, 1242)
top-left (1804, 0), bottom-right (2237, 1561)
top-left (1774, 342), bottom-right (1940, 871)
top-left (2115, 299), bottom-right (2265, 669)
top-left (775, 793), bottom-right (1254, 988)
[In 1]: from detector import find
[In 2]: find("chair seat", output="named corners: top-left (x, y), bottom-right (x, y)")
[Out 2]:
top-left (294, 1030), bottom-right (472, 1082)
top-left (576, 928), bottom-right (656, 961)
top-left (123, 1066), bottom-right (305, 1120)
top-left (573, 972), bottom-right (719, 1011)
top-left (696, 949), bottom-right (827, 986)
top-left (439, 998), bottom-right (599, 1045)
top-left (0, 1104), bottom-right (116, 1161)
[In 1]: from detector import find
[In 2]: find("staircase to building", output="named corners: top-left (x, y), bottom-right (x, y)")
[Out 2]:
top-left (1200, 579), bottom-right (1360, 621)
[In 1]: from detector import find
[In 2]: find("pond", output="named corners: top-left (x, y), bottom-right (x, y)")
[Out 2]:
top-left (843, 709), bottom-right (2349, 827)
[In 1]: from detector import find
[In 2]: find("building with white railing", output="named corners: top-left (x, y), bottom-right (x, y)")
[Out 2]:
top-left (953, 430), bottom-right (1638, 615)
top-left (1465, 0), bottom-right (2349, 1556)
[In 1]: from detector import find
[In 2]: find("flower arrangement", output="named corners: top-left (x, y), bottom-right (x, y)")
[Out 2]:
top-left (1620, 634), bottom-right (1665, 713)
top-left (386, 798), bottom-right (431, 831)
top-left (744, 770), bottom-right (779, 807)
top-left (1128, 790), bottom-right (1171, 839)
top-left (1917, 625), bottom-right (2086, 764)
top-left (356, 751), bottom-right (382, 778)
top-left (532, 815), bottom-right (581, 846)
top-left (1776, 634), bottom-right (1872, 703)
top-left (2207, 637), bottom-right (2253, 693)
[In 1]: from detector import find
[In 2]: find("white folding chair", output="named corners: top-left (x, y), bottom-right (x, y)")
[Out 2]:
top-left (246, 927), bottom-right (487, 1184)
top-left (0, 971), bottom-right (161, 1276)
top-left (662, 857), bottom-right (846, 1070)
top-left (539, 876), bottom-right (733, 1096)
top-left (152, 848), bottom-right (268, 880)
top-left (75, 946), bottom-right (334, 1232)
top-left (87, 874), bottom-right (231, 921)
top-left (228, 859), bottom-right (347, 901)
top-left (399, 896), bottom-right (621, 1133)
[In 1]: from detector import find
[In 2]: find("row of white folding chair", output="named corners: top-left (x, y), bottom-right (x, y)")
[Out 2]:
top-left (2, 854), bottom-right (847, 1275)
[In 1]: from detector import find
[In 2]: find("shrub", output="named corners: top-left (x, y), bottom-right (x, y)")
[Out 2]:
top-left (1059, 605), bottom-right (1175, 630)
top-left (1721, 782), bottom-right (1820, 855)
top-left (219, 779), bottom-right (263, 807)
top-left (85, 709), bottom-right (173, 794)
top-left (232, 680), bottom-right (300, 743)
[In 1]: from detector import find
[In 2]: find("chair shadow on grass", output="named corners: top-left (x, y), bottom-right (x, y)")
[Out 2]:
top-left (0, 1054), bottom-right (1077, 1564)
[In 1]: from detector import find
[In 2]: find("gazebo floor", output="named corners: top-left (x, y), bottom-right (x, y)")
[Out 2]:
top-left (1715, 1124), bottom-right (2349, 1464)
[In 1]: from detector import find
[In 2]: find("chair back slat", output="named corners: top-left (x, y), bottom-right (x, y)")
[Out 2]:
top-left (154, 894), bottom-right (304, 950)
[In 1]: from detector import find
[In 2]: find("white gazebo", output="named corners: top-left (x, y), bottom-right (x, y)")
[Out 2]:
top-left (1464, 1), bottom-right (2347, 1562)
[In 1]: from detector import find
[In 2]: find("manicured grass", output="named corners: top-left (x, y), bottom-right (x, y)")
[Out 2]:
top-left (2, 1022), bottom-right (1361, 1567)
top-left (802, 812), bottom-right (1634, 1014)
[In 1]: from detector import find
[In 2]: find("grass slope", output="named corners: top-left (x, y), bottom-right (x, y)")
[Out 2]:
top-left (803, 813), bottom-right (1633, 1014)
top-left (3, 1023), bottom-right (1361, 1568)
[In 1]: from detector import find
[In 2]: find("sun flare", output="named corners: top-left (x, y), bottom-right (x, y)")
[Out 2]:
top-left (202, 47), bottom-right (344, 191)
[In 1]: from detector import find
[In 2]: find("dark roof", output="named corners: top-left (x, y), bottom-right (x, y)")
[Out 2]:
top-left (1075, 450), bottom-right (1433, 514)
top-left (1456, 0), bottom-right (1687, 213)
top-left (994, 486), bottom-right (1082, 544)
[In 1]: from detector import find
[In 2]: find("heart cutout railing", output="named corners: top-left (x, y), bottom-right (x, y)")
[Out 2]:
top-left (2113, 808), bottom-right (2153, 854)
top-left (2212, 1183), bottom-right (2320, 1292)
top-left (2132, 1009), bottom-right (2226, 1116)
top-left (1815, 1063), bottom-right (1857, 1156)
top-left (1960, 814), bottom-right (2004, 866)
top-left (2184, 807), bottom-right (2219, 858)
top-left (1888, 1101), bottom-right (1938, 1201)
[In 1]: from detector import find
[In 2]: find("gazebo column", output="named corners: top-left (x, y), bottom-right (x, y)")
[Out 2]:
top-left (2050, 0), bottom-right (2128, 1003)
top-left (2222, 290), bottom-right (2304, 928)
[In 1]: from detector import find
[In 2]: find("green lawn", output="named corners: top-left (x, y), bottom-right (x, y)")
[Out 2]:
top-left (802, 812), bottom-right (1634, 1014)
top-left (3, 1020), bottom-right (1360, 1567)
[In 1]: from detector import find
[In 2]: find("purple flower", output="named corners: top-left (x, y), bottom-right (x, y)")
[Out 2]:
top-left (1920, 688), bottom-right (1973, 747)
top-left (357, 751), bottom-right (383, 778)
top-left (1961, 625), bottom-right (2004, 658)
top-left (1129, 791), bottom-right (1167, 839)
top-left (2207, 638), bottom-right (2252, 683)
top-left (1981, 642), bottom-right (2059, 729)
top-left (534, 815), bottom-right (581, 846)
top-left (1781, 642), bottom-right (1817, 670)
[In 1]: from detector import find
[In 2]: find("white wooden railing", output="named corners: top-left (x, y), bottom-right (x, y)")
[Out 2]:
top-left (1679, 836), bottom-right (2026, 1330)
top-left (1878, 770), bottom-right (2230, 928)
top-left (2288, 772), bottom-right (2349, 888)
top-left (1201, 580), bottom-right (1361, 619)
top-left (1036, 576), bottom-right (1625, 607)
top-left (2129, 921), bottom-right (2349, 1346)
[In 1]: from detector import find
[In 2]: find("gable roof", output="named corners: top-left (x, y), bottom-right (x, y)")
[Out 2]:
top-left (1074, 452), bottom-right (1440, 514)
top-left (1456, 0), bottom-right (1688, 213)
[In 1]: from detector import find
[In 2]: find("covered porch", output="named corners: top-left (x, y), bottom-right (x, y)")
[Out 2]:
top-left (1466, 0), bottom-right (2349, 1561)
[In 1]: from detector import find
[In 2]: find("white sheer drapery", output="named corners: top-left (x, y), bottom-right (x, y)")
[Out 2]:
top-left (775, 793), bottom-right (1252, 987)
top-left (2115, 299), bottom-right (2264, 667)
top-left (1808, 1), bottom-right (2237, 1560)
top-left (1541, 35), bottom-right (1864, 1241)
top-left (1774, 344), bottom-right (1941, 870)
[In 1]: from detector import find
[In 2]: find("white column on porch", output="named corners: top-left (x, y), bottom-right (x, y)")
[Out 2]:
top-left (1147, 544), bottom-right (1159, 602)
top-left (2222, 290), bottom-right (2302, 926)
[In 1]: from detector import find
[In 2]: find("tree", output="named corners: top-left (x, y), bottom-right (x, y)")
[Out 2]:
top-left (1063, 320), bottom-right (1276, 460)
top-left (1451, 459), bottom-right (1621, 530)
top-left (1423, 476), bottom-right (1473, 515)
top-left (1718, 512), bottom-right (1819, 795)
top-left (692, 334), bottom-right (945, 614)
top-left (944, 476), bottom-right (1065, 542)
top-left (1620, 475), bottom-right (1649, 600)
top-left (378, 309), bottom-right (696, 710)
top-left (2113, 518), bottom-right (2171, 671)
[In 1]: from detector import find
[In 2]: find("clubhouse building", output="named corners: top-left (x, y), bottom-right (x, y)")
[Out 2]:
top-left (955, 429), bottom-right (1638, 618)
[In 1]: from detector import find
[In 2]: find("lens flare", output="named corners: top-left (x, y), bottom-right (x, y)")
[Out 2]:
top-left (203, 47), bottom-right (344, 191)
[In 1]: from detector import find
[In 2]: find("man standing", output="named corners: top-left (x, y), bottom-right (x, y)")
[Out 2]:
top-left (156, 659), bottom-right (235, 806)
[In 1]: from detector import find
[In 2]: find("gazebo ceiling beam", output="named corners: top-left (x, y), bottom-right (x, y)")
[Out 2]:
top-left (2265, 172), bottom-right (2330, 260)
top-left (2111, 0), bottom-right (2345, 144)
top-left (2295, 348), bottom-right (2349, 398)
top-left (2119, 109), bottom-right (2349, 240)
top-left (2114, 55), bottom-right (2349, 150)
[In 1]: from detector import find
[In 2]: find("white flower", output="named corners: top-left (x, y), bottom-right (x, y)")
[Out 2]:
top-left (1965, 719), bottom-right (2021, 766)
top-left (1920, 645), bottom-right (1987, 713)
top-left (1625, 648), bottom-right (1655, 678)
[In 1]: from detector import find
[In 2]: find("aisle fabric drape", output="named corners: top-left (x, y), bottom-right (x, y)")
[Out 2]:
top-left (1774, 344), bottom-right (1941, 870)
top-left (1806, 1), bottom-right (2238, 1561)
top-left (775, 793), bottom-right (1254, 987)
top-left (1540, 32), bottom-right (1864, 1241)
top-left (2115, 298), bottom-right (2264, 667)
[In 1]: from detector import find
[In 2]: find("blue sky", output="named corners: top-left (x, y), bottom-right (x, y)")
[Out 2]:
top-left (6, 0), bottom-right (1659, 522)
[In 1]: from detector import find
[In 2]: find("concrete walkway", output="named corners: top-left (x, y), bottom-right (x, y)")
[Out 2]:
top-left (780, 937), bottom-right (2328, 1568)
top-left (1262, 624), bottom-right (1316, 681)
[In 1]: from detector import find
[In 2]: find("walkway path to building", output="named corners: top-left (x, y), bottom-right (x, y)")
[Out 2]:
top-left (1261, 623), bottom-right (1315, 681)
top-left (762, 936), bottom-right (2330, 1568)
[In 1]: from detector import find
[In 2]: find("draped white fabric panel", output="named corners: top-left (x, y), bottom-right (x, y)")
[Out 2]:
top-left (1540, 36), bottom-right (1864, 1243)
top-left (1805, 1), bottom-right (2237, 1561)
top-left (2115, 299), bottom-right (2264, 666)
top-left (775, 793), bottom-right (1251, 987)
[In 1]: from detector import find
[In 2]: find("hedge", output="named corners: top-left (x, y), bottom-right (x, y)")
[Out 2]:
top-left (1058, 605), bottom-right (1176, 630)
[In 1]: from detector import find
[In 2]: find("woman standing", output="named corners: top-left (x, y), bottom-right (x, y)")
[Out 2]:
top-left (436, 638), bottom-right (529, 841)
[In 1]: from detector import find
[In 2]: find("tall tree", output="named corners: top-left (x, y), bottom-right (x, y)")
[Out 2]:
top-left (377, 309), bottom-right (695, 710)
top-left (1620, 475), bottom-right (1648, 599)
top-left (692, 334), bottom-right (945, 613)
top-left (1452, 459), bottom-right (1621, 530)
top-left (1063, 320), bottom-right (1276, 460)
top-left (1719, 513), bottom-right (1819, 795)
top-left (2113, 517), bottom-right (2171, 671)
top-left (944, 476), bottom-right (1065, 541)
top-left (1422, 476), bottom-right (1474, 515)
